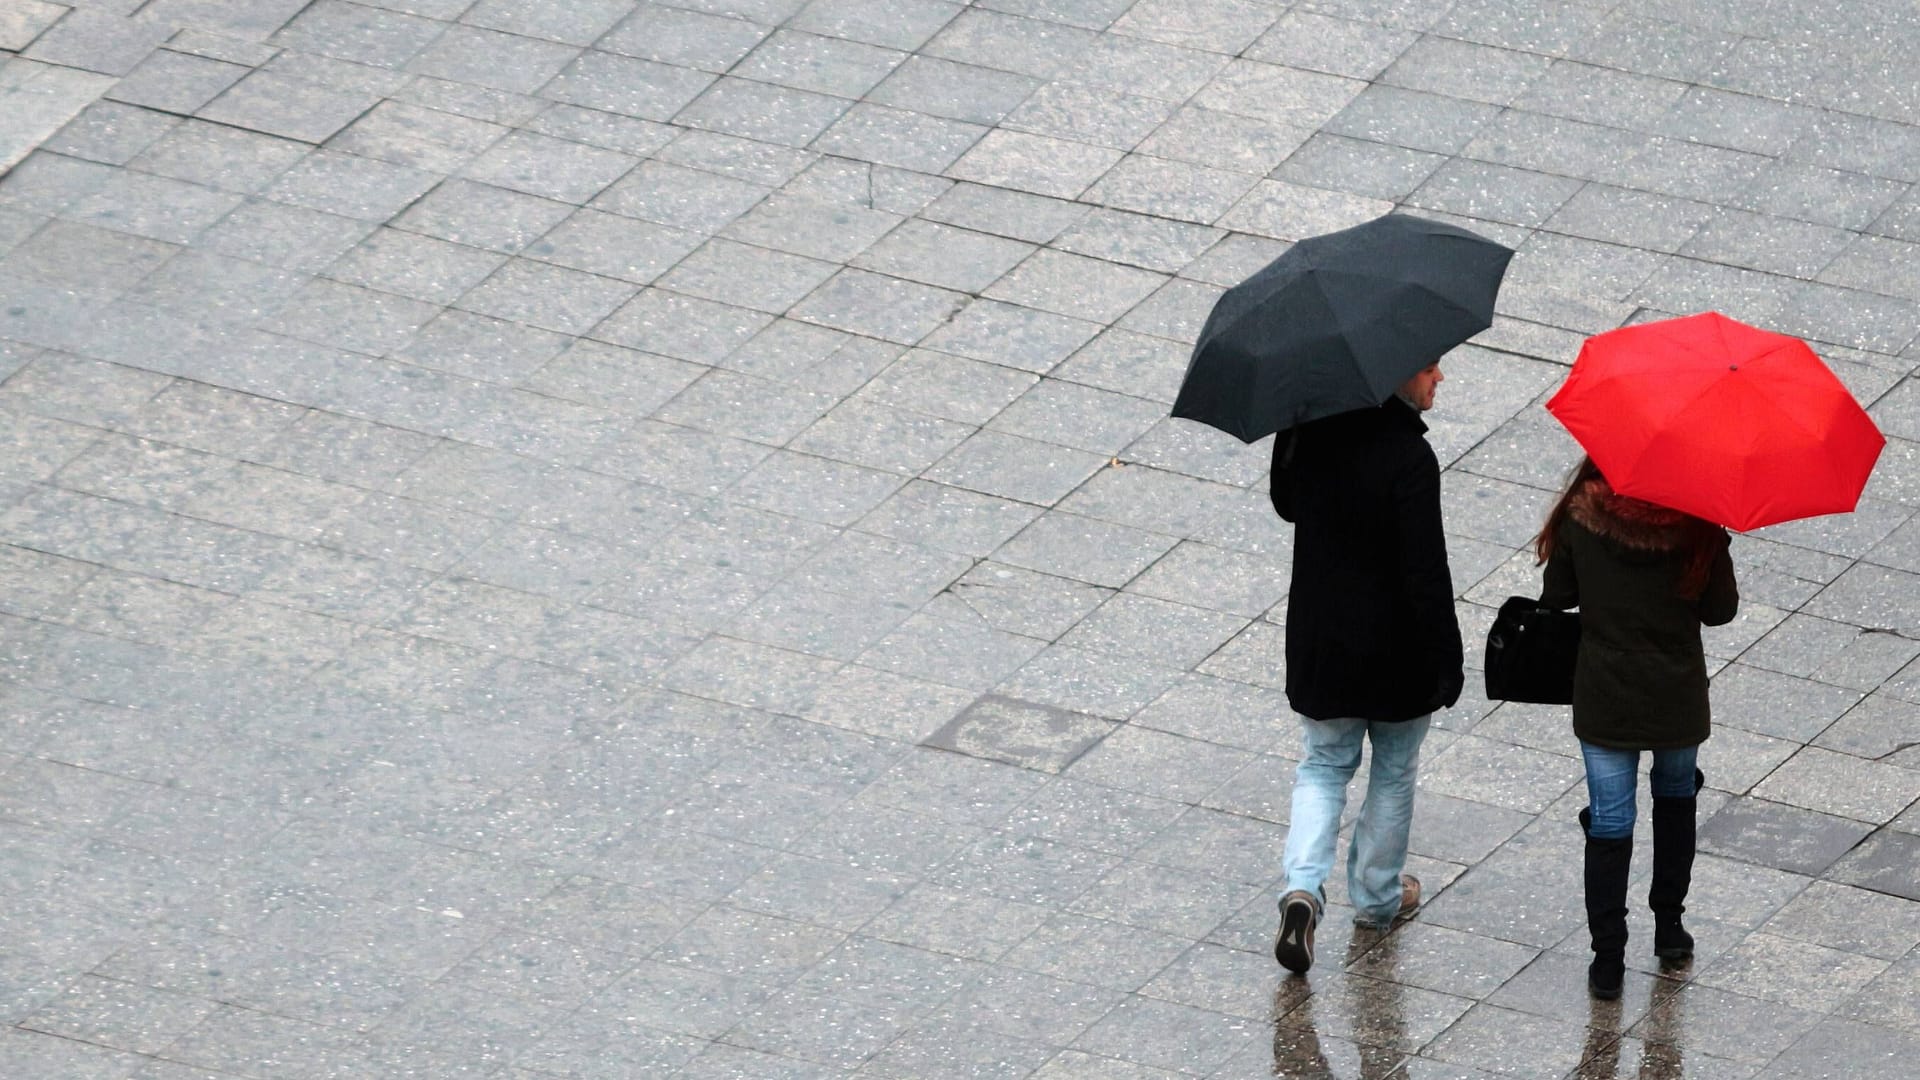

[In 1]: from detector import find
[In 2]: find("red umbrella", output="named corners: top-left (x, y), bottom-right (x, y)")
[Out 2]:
top-left (1546, 312), bottom-right (1885, 532)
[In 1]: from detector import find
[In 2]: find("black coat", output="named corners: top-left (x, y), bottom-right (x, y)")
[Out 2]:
top-left (1271, 398), bottom-right (1463, 722)
top-left (1540, 479), bottom-right (1738, 750)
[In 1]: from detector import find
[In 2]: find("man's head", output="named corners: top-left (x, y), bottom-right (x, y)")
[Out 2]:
top-left (1397, 363), bottom-right (1443, 411)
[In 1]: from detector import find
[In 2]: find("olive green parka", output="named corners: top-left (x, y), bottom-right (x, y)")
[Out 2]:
top-left (1539, 478), bottom-right (1739, 750)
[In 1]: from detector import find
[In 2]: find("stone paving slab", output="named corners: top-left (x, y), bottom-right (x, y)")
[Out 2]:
top-left (3, 0), bottom-right (1920, 1078)
top-left (0, 56), bottom-right (115, 173)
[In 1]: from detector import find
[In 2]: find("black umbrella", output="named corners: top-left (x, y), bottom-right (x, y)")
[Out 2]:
top-left (1172, 213), bottom-right (1514, 443)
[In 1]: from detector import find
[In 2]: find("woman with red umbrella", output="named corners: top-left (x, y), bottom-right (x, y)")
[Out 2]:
top-left (1533, 456), bottom-right (1737, 999)
top-left (1535, 311), bottom-right (1884, 1000)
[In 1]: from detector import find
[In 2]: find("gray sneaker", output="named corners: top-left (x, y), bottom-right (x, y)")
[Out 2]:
top-left (1274, 890), bottom-right (1320, 974)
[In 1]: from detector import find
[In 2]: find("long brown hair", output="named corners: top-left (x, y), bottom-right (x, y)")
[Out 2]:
top-left (1533, 456), bottom-right (1604, 567)
top-left (1534, 456), bottom-right (1723, 599)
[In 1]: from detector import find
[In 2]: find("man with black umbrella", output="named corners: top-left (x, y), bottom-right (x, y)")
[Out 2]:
top-left (1268, 360), bottom-right (1463, 975)
top-left (1167, 212), bottom-right (1504, 975)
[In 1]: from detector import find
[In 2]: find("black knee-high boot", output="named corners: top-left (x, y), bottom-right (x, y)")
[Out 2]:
top-left (1649, 768), bottom-right (1703, 961)
top-left (1581, 807), bottom-right (1632, 1000)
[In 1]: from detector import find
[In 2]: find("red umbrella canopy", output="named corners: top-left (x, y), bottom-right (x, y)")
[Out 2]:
top-left (1546, 312), bottom-right (1885, 532)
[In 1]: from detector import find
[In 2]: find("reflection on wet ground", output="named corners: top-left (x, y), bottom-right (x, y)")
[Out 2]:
top-left (1260, 923), bottom-right (1765, 1079)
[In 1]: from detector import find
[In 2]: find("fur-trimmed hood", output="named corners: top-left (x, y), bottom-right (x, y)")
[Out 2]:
top-left (1566, 477), bottom-right (1696, 552)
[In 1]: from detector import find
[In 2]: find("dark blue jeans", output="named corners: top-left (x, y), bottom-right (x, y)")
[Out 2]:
top-left (1579, 741), bottom-right (1698, 840)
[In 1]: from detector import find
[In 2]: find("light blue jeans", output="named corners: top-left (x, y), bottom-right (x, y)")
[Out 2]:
top-left (1579, 741), bottom-right (1699, 839)
top-left (1282, 714), bottom-right (1431, 925)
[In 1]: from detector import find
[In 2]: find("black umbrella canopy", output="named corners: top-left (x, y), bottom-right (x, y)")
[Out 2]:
top-left (1172, 213), bottom-right (1514, 443)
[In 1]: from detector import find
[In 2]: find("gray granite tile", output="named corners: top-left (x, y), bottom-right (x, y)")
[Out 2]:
top-left (1325, 84), bottom-right (1500, 156)
top-left (1517, 58), bottom-right (1689, 129)
top-left (923, 8), bottom-right (1097, 79)
top-left (406, 24), bottom-right (580, 94)
top-left (987, 379), bottom-right (1165, 457)
top-left (854, 480), bottom-right (1042, 558)
top-left (851, 218), bottom-right (1034, 293)
top-left (464, 0), bottom-right (632, 44)
top-left (0, 1025), bottom-right (150, 1079)
top-left (1678, 206), bottom-right (1856, 279)
top-left (920, 181), bottom-right (1090, 246)
top-left (1070, 995), bottom-right (1260, 1075)
top-left (1421, 1002), bottom-right (1601, 1078)
top-left (458, 129), bottom-right (635, 205)
top-left (260, 148), bottom-right (440, 223)
top-left (1247, 9), bottom-right (1416, 78)
top-left (600, 5), bottom-right (770, 71)
top-left (674, 76), bottom-right (853, 148)
top-left (1654, 84), bottom-right (1816, 156)
top-left (1567, 10), bottom-right (1740, 82)
top-left (1695, 930), bottom-right (1889, 1012)
top-left (652, 238), bottom-right (833, 316)
top-left (1738, 161), bottom-right (1908, 232)
top-left (58, 168), bottom-right (243, 248)
top-left (1764, 1019), bottom-right (1920, 1080)
top-left (263, 277), bottom-right (439, 355)
top-left (786, 0), bottom-right (959, 49)
top-left (388, 179), bottom-right (571, 255)
top-left (721, 447), bottom-right (903, 526)
top-left (864, 881), bottom-right (1055, 961)
top-left (510, 1012), bottom-right (704, 1077)
top-left (1049, 327), bottom-right (1188, 404)
top-left (1133, 105), bottom-right (1311, 181)
top-left (1464, 109), bottom-right (1654, 185)
top-left (45, 101), bottom-right (181, 167)
top-left (324, 226), bottom-right (507, 304)
top-left (788, 267), bottom-right (967, 344)
top-left (454, 257), bottom-right (636, 335)
top-left (23, 8), bottom-right (171, 76)
top-left (1218, 177), bottom-right (1394, 240)
top-left (192, 69), bottom-right (377, 146)
top-left (723, 984), bottom-right (914, 1069)
top-left (1838, 952), bottom-right (1920, 1035)
top-left (273, 0), bottom-right (448, 69)
top-left (314, 101), bottom-right (499, 179)
top-left (782, 153), bottom-right (952, 212)
top-left (1752, 746), bottom-right (1920, 824)
top-left (1603, 134), bottom-right (1773, 203)
top-left (866, 54), bottom-right (1038, 128)
top-left (1698, 794), bottom-right (1875, 878)
top-left (812, 102), bottom-right (986, 172)
top-left (945, 129), bottom-right (1124, 201)
top-left (918, 299), bottom-right (1103, 374)
top-left (1005, 80), bottom-right (1173, 152)
top-left (0, 0), bottom-right (66, 53)
top-left (1407, 157), bottom-right (1584, 227)
top-left (540, 50), bottom-right (715, 122)
top-left (1273, 132), bottom-right (1446, 201)
top-left (0, 152), bottom-right (120, 217)
top-left (1760, 879), bottom-right (1920, 961)
top-left (923, 430), bottom-right (1107, 506)
top-left (985, 248), bottom-right (1167, 324)
top-left (1193, 58), bottom-right (1366, 132)
top-left (523, 104), bottom-right (676, 157)
top-left (1381, 35), bottom-right (1552, 105)
top-left (735, 28), bottom-right (908, 99)
top-left (1543, 183), bottom-right (1714, 253)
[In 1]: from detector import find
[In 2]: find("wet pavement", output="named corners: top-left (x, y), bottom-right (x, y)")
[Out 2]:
top-left (2, 0), bottom-right (1919, 1077)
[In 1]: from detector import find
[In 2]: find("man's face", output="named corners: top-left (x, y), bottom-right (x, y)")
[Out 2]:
top-left (1399, 363), bottom-right (1443, 411)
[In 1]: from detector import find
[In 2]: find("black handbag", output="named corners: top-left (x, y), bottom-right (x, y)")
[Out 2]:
top-left (1484, 596), bottom-right (1580, 704)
